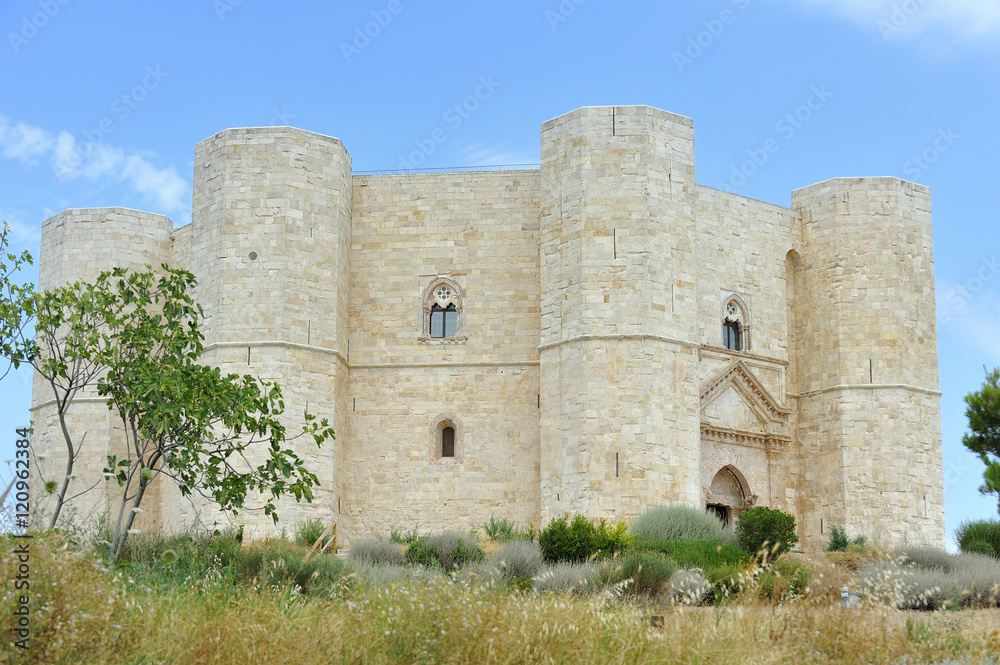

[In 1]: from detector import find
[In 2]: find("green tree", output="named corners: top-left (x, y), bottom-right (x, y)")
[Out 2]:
top-left (0, 222), bottom-right (35, 382)
top-left (962, 368), bottom-right (1000, 513)
top-left (734, 506), bottom-right (799, 558)
top-left (16, 263), bottom-right (333, 559)
top-left (93, 266), bottom-right (333, 561)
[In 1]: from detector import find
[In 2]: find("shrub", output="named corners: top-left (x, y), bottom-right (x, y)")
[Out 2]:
top-left (899, 545), bottom-right (954, 572)
top-left (639, 539), bottom-right (750, 570)
top-left (232, 540), bottom-right (351, 595)
top-left (862, 552), bottom-right (1000, 610)
top-left (533, 562), bottom-right (596, 594)
top-left (757, 558), bottom-right (811, 601)
top-left (614, 551), bottom-right (677, 598)
top-left (955, 519), bottom-right (1000, 559)
top-left (825, 525), bottom-right (849, 552)
top-left (349, 539), bottom-right (405, 566)
top-left (630, 505), bottom-right (736, 545)
top-left (665, 569), bottom-right (711, 605)
top-left (594, 519), bottom-right (633, 555)
top-left (492, 540), bottom-right (543, 579)
top-left (735, 506), bottom-right (799, 557)
top-left (405, 532), bottom-right (486, 570)
top-left (389, 526), bottom-right (421, 544)
top-left (484, 515), bottom-right (535, 542)
top-left (539, 515), bottom-right (599, 563)
top-left (294, 518), bottom-right (333, 548)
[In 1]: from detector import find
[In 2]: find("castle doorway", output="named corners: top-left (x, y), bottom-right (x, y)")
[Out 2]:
top-left (706, 466), bottom-right (749, 527)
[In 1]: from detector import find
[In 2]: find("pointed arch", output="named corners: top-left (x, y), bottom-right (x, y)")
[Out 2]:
top-left (420, 277), bottom-right (467, 341)
top-left (722, 293), bottom-right (750, 351)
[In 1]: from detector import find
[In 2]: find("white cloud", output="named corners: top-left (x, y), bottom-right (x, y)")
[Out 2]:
top-left (0, 212), bottom-right (40, 246)
top-left (784, 0), bottom-right (1000, 48)
top-left (120, 154), bottom-right (188, 214)
top-left (0, 115), bottom-right (190, 221)
top-left (0, 117), bottom-right (54, 162)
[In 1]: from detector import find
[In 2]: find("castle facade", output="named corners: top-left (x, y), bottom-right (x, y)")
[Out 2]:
top-left (31, 105), bottom-right (945, 550)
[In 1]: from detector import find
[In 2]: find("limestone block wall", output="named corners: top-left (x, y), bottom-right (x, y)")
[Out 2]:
top-left (343, 172), bottom-right (541, 541)
top-left (693, 187), bottom-right (798, 358)
top-left (539, 106), bottom-right (702, 521)
top-left (791, 178), bottom-right (943, 549)
top-left (156, 127), bottom-right (352, 535)
top-left (29, 208), bottom-right (173, 530)
top-left (692, 187), bottom-right (800, 517)
top-left (27, 106), bottom-right (946, 552)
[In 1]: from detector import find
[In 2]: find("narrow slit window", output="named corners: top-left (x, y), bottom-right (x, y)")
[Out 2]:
top-left (442, 426), bottom-right (455, 457)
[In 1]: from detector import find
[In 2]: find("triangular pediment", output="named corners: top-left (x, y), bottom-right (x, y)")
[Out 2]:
top-left (702, 385), bottom-right (768, 433)
top-left (700, 360), bottom-right (791, 427)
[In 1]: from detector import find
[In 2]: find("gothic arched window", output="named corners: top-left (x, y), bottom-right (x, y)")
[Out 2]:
top-left (421, 278), bottom-right (466, 341)
top-left (722, 296), bottom-right (750, 352)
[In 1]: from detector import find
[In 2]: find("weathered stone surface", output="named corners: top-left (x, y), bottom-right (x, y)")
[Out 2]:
top-left (29, 106), bottom-right (944, 551)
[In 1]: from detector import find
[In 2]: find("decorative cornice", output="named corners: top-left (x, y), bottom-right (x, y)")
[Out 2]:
top-left (701, 423), bottom-right (791, 451)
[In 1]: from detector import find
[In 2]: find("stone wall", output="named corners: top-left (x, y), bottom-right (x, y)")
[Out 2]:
top-left (27, 106), bottom-right (946, 550)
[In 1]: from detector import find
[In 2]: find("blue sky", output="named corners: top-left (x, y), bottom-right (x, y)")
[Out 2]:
top-left (1, 0), bottom-right (998, 547)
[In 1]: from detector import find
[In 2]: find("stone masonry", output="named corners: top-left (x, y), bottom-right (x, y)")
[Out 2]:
top-left (29, 105), bottom-right (945, 550)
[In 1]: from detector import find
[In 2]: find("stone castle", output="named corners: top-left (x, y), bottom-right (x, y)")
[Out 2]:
top-left (31, 105), bottom-right (945, 550)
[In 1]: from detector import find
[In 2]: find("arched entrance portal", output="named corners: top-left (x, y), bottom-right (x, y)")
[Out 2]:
top-left (706, 466), bottom-right (750, 527)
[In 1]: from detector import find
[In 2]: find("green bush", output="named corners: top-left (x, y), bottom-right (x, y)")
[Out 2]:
top-left (484, 514), bottom-right (537, 542)
top-left (639, 539), bottom-right (750, 570)
top-left (825, 525), bottom-right (849, 552)
top-left (294, 518), bottom-right (333, 548)
top-left (614, 551), bottom-right (678, 597)
top-left (404, 532), bottom-right (485, 569)
top-left (735, 506), bottom-right (799, 557)
top-left (594, 519), bottom-right (633, 556)
top-left (389, 526), bottom-right (421, 544)
top-left (630, 505), bottom-right (736, 545)
top-left (758, 559), bottom-right (811, 601)
top-left (955, 519), bottom-right (1000, 559)
top-left (539, 515), bottom-right (600, 563)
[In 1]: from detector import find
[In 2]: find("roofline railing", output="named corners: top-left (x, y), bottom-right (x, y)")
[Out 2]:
top-left (352, 163), bottom-right (540, 176)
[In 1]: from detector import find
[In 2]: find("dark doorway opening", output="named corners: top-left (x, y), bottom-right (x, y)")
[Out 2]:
top-left (707, 504), bottom-right (730, 526)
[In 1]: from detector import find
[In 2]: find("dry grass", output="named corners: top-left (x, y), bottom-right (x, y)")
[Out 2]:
top-left (3, 534), bottom-right (1000, 665)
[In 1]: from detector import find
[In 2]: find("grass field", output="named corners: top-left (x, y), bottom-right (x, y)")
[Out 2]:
top-left (2, 532), bottom-right (999, 664)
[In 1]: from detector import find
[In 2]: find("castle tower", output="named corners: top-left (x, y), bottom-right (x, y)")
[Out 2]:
top-left (30, 208), bottom-right (173, 529)
top-left (791, 177), bottom-right (944, 549)
top-left (539, 106), bottom-right (701, 522)
top-left (162, 127), bottom-right (353, 534)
